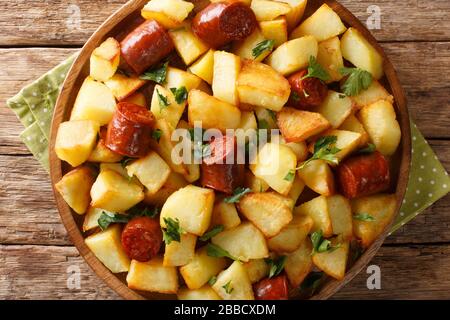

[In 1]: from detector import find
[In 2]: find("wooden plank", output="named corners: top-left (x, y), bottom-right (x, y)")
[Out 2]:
top-left (1, 0), bottom-right (450, 46)
top-left (1, 244), bottom-right (449, 299)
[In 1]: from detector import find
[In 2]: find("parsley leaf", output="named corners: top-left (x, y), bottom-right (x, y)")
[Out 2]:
top-left (98, 211), bottom-right (129, 231)
top-left (140, 61), bottom-right (168, 84)
top-left (291, 91), bottom-right (300, 102)
top-left (120, 157), bottom-right (134, 169)
top-left (222, 281), bottom-right (234, 294)
top-left (206, 243), bottom-right (240, 261)
top-left (208, 276), bottom-right (217, 286)
top-left (298, 136), bottom-right (341, 169)
top-left (284, 169), bottom-right (296, 182)
top-left (151, 129), bottom-right (162, 143)
top-left (339, 67), bottom-right (373, 96)
top-left (265, 256), bottom-right (287, 278)
top-left (356, 143), bottom-right (376, 155)
top-left (301, 56), bottom-right (330, 82)
top-left (128, 206), bottom-right (160, 219)
top-left (252, 39), bottom-right (275, 59)
top-left (310, 230), bottom-right (340, 254)
top-left (258, 119), bottom-right (270, 130)
top-left (353, 213), bottom-right (375, 221)
top-left (199, 225), bottom-right (224, 241)
top-left (267, 109), bottom-right (277, 122)
top-left (162, 217), bottom-right (184, 245)
top-left (224, 187), bottom-right (252, 203)
top-left (170, 86), bottom-right (188, 104)
top-left (156, 89), bottom-right (170, 110)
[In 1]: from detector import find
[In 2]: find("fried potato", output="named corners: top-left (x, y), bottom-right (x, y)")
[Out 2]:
top-left (350, 80), bottom-right (393, 109)
top-left (316, 36), bottom-right (344, 83)
top-left (169, 24), bottom-right (209, 65)
top-left (90, 37), bottom-right (120, 82)
top-left (189, 49), bottom-right (215, 85)
top-left (284, 239), bottom-right (313, 287)
top-left (163, 233), bottom-right (197, 267)
top-left (297, 160), bottom-right (335, 196)
top-left (312, 240), bottom-right (349, 280)
top-left (294, 195), bottom-right (333, 237)
top-left (211, 200), bottom-right (241, 230)
top-left (316, 91), bottom-right (354, 128)
top-left (212, 261), bottom-right (255, 300)
top-left (251, 0), bottom-right (291, 22)
top-left (212, 51), bottom-right (241, 105)
top-left (144, 172), bottom-right (188, 206)
top-left (233, 28), bottom-right (272, 62)
top-left (150, 84), bottom-right (186, 129)
top-left (328, 194), bottom-right (353, 240)
top-left (259, 17), bottom-right (288, 48)
top-left (268, 214), bottom-right (313, 253)
top-left (82, 206), bottom-right (104, 232)
top-left (243, 259), bottom-right (269, 283)
top-left (88, 138), bottom-right (123, 163)
top-left (338, 114), bottom-right (370, 147)
top-left (141, 0), bottom-right (194, 29)
top-left (104, 73), bottom-right (146, 101)
top-left (178, 285), bottom-right (222, 300)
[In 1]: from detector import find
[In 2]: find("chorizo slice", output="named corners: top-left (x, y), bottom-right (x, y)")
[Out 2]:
top-left (121, 216), bottom-right (163, 262)
top-left (120, 20), bottom-right (174, 75)
top-left (105, 102), bottom-right (155, 157)
top-left (201, 135), bottom-right (244, 194)
top-left (254, 275), bottom-right (289, 300)
top-left (191, 1), bottom-right (257, 48)
top-left (337, 151), bottom-right (390, 199)
top-left (288, 69), bottom-right (328, 109)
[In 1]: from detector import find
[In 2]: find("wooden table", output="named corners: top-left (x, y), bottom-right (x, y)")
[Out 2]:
top-left (1, 0), bottom-right (449, 300)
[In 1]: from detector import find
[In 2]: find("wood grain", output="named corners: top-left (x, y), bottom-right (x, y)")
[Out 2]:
top-left (1, 0), bottom-right (449, 46)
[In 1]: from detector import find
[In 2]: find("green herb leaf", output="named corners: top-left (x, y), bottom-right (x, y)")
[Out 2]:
top-left (310, 230), bottom-right (340, 254)
top-left (291, 91), bottom-right (300, 102)
top-left (208, 276), bottom-right (217, 286)
top-left (258, 119), bottom-right (270, 130)
top-left (140, 61), bottom-right (169, 84)
top-left (284, 169), bottom-right (295, 182)
top-left (98, 211), bottom-right (129, 231)
top-left (267, 110), bottom-right (277, 122)
top-left (338, 93), bottom-right (346, 99)
top-left (120, 157), bottom-right (134, 169)
top-left (299, 271), bottom-right (325, 296)
top-left (222, 281), bottom-right (234, 294)
top-left (252, 39), bottom-right (275, 59)
top-left (151, 129), bottom-right (162, 143)
top-left (140, 207), bottom-right (160, 219)
top-left (353, 213), bottom-right (375, 221)
top-left (339, 67), bottom-right (373, 96)
top-left (301, 56), bottom-right (330, 82)
top-left (299, 135), bottom-right (341, 169)
top-left (206, 243), bottom-right (240, 261)
top-left (156, 89), bottom-right (170, 110)
top-left (199, 225), bottom-right (224, 241)
top-left (356, 143), bottom-right (376, 155)
top-left (170, 86), bottom-right (188, 104)
top-left (224, 187), bottom-right (252, 204)
top-left (265, 256), bottom-right (287, 278)
top-left (162, 217), bottom-right (184, 245)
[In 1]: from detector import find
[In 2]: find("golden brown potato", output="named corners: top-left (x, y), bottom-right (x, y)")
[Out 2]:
top-left (163, 233), bottom-right (197, 267)
top-left (316, 91), bottom-right (354, 128)
top-left (150, 84), bottom-right (186, 130)
top-left (287, 174), bottom-right (305, 204)
top-left (82, 206), bottom-right (104, 232)
top-left (275, 0), bottom-right (307, 31)
top-left (211, 200), bottom-right (241, 230)
top-left (141, 0), bottom-right (194, 29)
top-left (310, 129), bottom-right (362, 163)
top-left (338, 114), bottom-right (370, 147)
top-left (350, 80), bottom-right (393, 109)
top-left (327, 194), bottom-right (353, 241)
top-left (284, 239), bottom-right (313, 287)
top-left (165, 67), bottom-right (203, 92)
top-left (169, 23), bottom-right (209, 65)
top-left (251, 0), bottom-right (291, 21)
top-left (294, 195), bottom-right (333, 237)
top-left (316, 36), bottom-right (344, 83)
top-left (232, 28), bottom-right (272, 62)
top-left (212, 261), bottom-right (255, 300)
top-left (178, 285), bottom-right (222, 300)
top-left (243, 259), bottom-right (269, 283)
top-left (87, 138), bottom-right (123, 163)
top-left (267, 214), bottom-right (313, 253)
top-left (144, 172), bottom-right (188, 206)
top-left (189, 49), bottom-right (215, 85)
top-left (297, 159), bottom-right (335, 196)
top-left (104, 73), bottom-right (146, 101)
top-left (90, 37), bottom-right (120, 82)
top-left (244, 170), bottom-right (270, 193)
top-left (259, 17), bottom-right (288, 48)
top-left (212, 51), bottom-right (241, 106)
top-left (312, 240), bottom-right (349, 280)
top-left (122, 92), bottom-right (148, 108)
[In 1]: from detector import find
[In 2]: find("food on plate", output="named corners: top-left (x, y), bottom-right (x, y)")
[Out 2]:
top-left (54, 0), bottom-right (404, 300)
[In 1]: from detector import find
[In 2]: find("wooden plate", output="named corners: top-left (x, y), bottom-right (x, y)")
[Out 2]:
top-left (49, 0), bottom-right (411, 300)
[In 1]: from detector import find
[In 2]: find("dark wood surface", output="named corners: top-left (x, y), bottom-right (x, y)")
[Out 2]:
top-left (0, 0), bottom-right (449, 299)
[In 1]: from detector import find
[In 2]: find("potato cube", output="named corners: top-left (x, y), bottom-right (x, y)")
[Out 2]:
top-left (284, 239), bottom-right (313, 287)
top-left (243, 259), bottom-right (269, 283)
top-left (160, 185), bottom-right (215, 236)
top-left (268, 214), bottom-right (313, 253)
top-left (277, 107), bottom-right (330, 142)
top-left (55, 120), bottom-right (100, 167)
top-left (180, 246), bottom-right (227, 289)
top-left (70, 77), bottom-right (116, 125)
top-left (254, 107), bottom-right (278, 129)
top-left (126, 151), bottom-right (171, 195)
top-left (259, 18), bottom-right (288, 48)
top-left (212, 51), bottom-right (241, 105)
top-left (122, 92), bottom-right (148, 108)
top-left (237, 60), bottom-right (291, 112)
top-left (169, 24), bottom-right (209, 65)
top-left (275, 0), bottom-right (307, 31)
top-left (90, 169), bottom-right (144, 212)
top-left (297, 160), bottom-right (335, 196)
top-left (351, 194), bottom-right (397, 248)
top-left (165, 67), bottom-right (203, 92)
top-left (290, 3), bottom-right (347, 42)
top-left (295, 195), bottom-right (332, 237)
top-left (316, 37), bottom-right (344, 83)
top-left (189, 49), bottom-right (215, 84)
top-left (183, 162), bottom-right (201, 183)
top-left (126, 258), bottom-right (178, 293)
top-left (211, 201), bottom-right (241, 230)
top-left (99, 163), bottom-right (141, 186)
top-left (358, 100), bottom-right (401, 156)
top-left (236, 111), bottom-right (258, 144)
top-left (351, 80), bottom-right (393, 109)
top-left (144, 172), bottom-right (188, 206)
top-left (273, 135), bottom-right (310, 162)
top-left (211, 222), bottom-right (269, 261)
top-left (232, 28), bottom-right (272, 62)
top-left (317, 91), bottom-right (353, 128)
top-left (55, 167), bottom-right (95, 215)
top-left (267, 36), bottom-right (318, 76)
top-left (251, 0), bottom-right (291, 22)
top-left (341, 27), bottom-right (384, 80)
top-left (212, 261), bottom-right (254, 300)
top-left (249, 142), bottom-right (297, 195)
top-left (90, 37), bottom-right (120, 82)
top-left (164, 233), bottom-right (197, 267)
top-left (339, 114), bottom-right (369, 147)
top-left (83, 206), bottom-right (104, 232)
top-left (87, 138), bottom-right (123, 163)
top-left (188, 89), bottom-right (241, 132)
top-left (104, 73), bottom-right (146, 101)
top-left (328, 194), bottom-right (353, 241)
top-left (288, 175), bottom-right (305, 204)
top-left (141, 0), bottom-right (194, 29)
top-left (178, 285), bottom-right (222, 300)
top-left (244, 170), bottom-right (270, 193)
top-left (150, 84), bottom-right (186, 129)
top-left (311, 129), bottom-right (362, 162)
top-left (237, 192), bottom-right (293, 237)
top-left (85, 224), bottom-right (130, 273)
top-left (312, 240), bottom-right (349, 280)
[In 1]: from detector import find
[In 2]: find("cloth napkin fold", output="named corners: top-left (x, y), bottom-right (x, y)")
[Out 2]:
top-left (6, 54), bottom-right (450, 233)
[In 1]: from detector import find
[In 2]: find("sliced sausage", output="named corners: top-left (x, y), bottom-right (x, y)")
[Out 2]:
top-left (105, 102), bottom-right (155, 157)
top-left (121, 216), bottom-right (163, 262)
top-left (337, 151), bottom-right (390, 199)
top-left (120, 20), bottom-right (174, 75)
top-left (201, 135), bottom-right (244, 194)
top-left (288, 69), bottom-right (328, 109)
top-left (254, 275), bottom-right (289, 300)
top-left (191, 1), bottom-right (257, 48)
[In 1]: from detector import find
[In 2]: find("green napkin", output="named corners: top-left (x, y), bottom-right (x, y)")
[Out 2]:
top-left (6, 55), bottom-right (450, 233)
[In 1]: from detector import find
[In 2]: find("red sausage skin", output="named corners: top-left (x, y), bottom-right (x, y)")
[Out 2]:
top-left (254, 275), bottom-right (289, 300)
top-left (201, 135), bottom-right (244, 194)
top-left (121, 216), bottom-right (163, 262)
top-left (288, 69), bottom-right (328, 109)
top-left (120, 20), bottom-right (174, 75)
top-left (105, 102), bottom-right (155, 158)
top-left (191, 1), bottom-right (257, 48)
top-left (337, 151), bottom-right (390, 199)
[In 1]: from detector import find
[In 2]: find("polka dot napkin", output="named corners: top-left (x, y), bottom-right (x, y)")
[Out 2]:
top-left (6, 54), bottom-right (450, 234)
